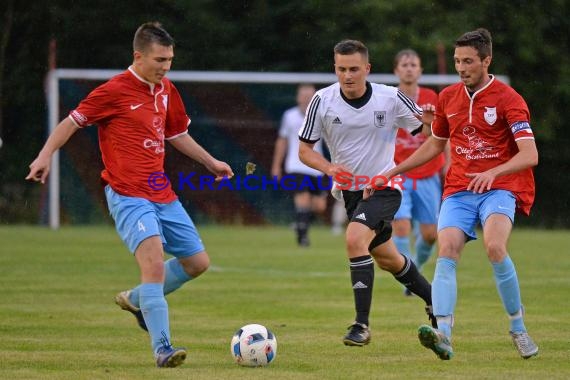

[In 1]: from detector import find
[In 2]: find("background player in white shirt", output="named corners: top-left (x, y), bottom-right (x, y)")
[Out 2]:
top-left (271, 84), bottom-right (328, 246)
top-left (298, 39), bottom-right (436, 347)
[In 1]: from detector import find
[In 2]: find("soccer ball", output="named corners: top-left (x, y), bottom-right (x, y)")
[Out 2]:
top-left (230, 323), bottom-right (277, 367)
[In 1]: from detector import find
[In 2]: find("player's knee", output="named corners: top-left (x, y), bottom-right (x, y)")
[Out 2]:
top-left (312, 199), bottom-right (327, 214)
top-left (437, 240), bottom-right (461, 260)
top-left (345, 231), bottom-right (369, 255)
top-left (422, 233), bottom-right (437, 245)
top-left (421, 226), bottom-right (438, 244)
top-left (193, 258), bottom-right (210, 277)
top-left (144, 261), bottom-right (166, 282)
top-left (181, 252), bottom-right (210, 278)
top-left (392, 219), bottom-right (411, 236)
top-left (485, 241), bottom-right (507, 262)
top-left (294, 192), bottom-right (311, 208)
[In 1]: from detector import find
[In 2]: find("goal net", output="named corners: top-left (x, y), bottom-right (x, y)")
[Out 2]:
top-left (45, 70), bottom-right (508, 229)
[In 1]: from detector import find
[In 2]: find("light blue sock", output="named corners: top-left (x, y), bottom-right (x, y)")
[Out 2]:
top-left (129, 258), bottom-right (192, 308)
top-left (432, 257), bottom-right (457, 338)
top-left (139, 283), bottom-right (170, 354)
top-left (492, 255), bottom-right (526, 333)
top-left (163, 258), bottom-right (192, 294)
top-left (415, 235), bottom-right (435, 271)
top-left (393, 235), bottom-right (412, 259)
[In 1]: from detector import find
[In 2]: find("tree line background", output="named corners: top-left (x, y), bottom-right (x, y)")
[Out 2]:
top-left (0, 0), bottom-right (568, 226)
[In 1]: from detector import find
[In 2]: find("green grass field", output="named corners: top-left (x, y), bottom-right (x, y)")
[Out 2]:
top-left (1, 225), bottom-right (569, 379)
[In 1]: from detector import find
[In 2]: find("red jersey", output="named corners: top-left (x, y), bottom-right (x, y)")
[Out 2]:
top-left (394, 87), bottom-right (445, 179)
top-left (69, 67), bottom-right (190, 203)
top-left (432, 76), bottom-right (535, 215)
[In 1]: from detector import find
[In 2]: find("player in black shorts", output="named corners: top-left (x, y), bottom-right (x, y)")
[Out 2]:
top-left (299, 39), bottom-right (436, 346)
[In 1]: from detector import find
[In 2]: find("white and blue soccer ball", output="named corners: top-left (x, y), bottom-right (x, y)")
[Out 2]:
top-left (230, 323), bottom-right (277, 367)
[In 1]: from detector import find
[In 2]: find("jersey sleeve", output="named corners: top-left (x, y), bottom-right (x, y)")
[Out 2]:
top-left (298, 93), bottom-right (322, 143)
top-left (165, 82), bottom-right (191, 140)
top-left (395, 89), bottom-right (423, 134)
top-left (505, 91), bottom-right (534, 141)
top-left (69, 83), bottom-right (115, 128)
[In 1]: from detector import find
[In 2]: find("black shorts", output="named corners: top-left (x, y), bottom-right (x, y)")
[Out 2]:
top-left (287, 173), bottom-right (330, 196)
top-left (342, 188), bottom-right (402, 230)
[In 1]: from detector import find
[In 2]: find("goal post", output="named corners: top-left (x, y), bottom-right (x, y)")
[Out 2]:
top-left (45, 69), bottom-right (509, 229)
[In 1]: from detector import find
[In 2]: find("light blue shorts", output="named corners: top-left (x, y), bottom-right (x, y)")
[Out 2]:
top-left (394, 173), bottom-right (442, 224)
top-left (105, 185), bottom-right (205, 256)
top-left (438, 189), bottom-right (516, 241)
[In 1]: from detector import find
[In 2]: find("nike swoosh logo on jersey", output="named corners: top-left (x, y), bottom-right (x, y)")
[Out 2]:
top-left (130, 103), bottom-right (144, 110)
top-left (446, 112), bottom-right (459, 118)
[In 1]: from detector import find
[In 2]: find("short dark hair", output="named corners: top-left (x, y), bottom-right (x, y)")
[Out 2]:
top-left (133, 22), bottom-right (175, 52)
top-left (334, 40), bottom-right (368, 61)
top-left (393, 49), bottom-right (420, 69)
top-left (455, 28), bottom-right (492, 60)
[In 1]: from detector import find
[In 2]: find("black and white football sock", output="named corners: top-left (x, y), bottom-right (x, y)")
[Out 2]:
top-left (349, 255), bottom-right (375, 326)
top-left (393, 255), bottom-right (432, 305)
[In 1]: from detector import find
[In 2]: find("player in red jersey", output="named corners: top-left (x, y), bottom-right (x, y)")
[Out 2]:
top-left (369, 28), bottom-right (538, 360)
top-left (27, 22), bottom-right (234, 367)
top-left (392, 50), bottom-right (447, 292)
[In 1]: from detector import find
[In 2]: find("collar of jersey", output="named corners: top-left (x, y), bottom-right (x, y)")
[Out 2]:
top-left (463, 74), bottom-right (495, 98)
top-left (127, 66), bottom-right (162, 93)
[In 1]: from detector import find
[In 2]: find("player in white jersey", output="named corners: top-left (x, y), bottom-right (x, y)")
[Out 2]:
top-left (298, 39), bottom-right (436, 347)
top-left (272, 84), bottom-right (328, 246)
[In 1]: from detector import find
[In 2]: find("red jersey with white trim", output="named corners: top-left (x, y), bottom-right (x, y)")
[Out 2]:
top-left (394, 87), bottom-right (444, 179)
top-left (431, 76), bottom-right (535, 215)
top-left (69, 67), bottom-right (190, 203)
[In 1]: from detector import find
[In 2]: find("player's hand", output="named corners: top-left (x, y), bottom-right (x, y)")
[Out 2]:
top-left (363, 186), bottom-right (375, 200)
top-left (329, 165), bottom-right (353, 200)
top-left (465, 170), bottom-right (496, 193)
top-left (208, 159), bottom-right (234, 181)
top-left (363, 173), bottom-right (388, 200)
top-left (419, 103), bottom-right (435, 125)
top-left (329, 165), bottom-right (353, 192)
top-left (326, 164), bottom-right (352, 178)
top-left (26, 156), bottom-right (51, 184)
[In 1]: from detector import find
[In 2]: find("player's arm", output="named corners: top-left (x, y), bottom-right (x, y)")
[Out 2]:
top-left (299, 140), bottom-right (350, 177)
top-left (168, 133), bottom-right (234, 181)
top-left (297, 93), bottom-right (350, 176)
top-left (466, 139), bottom-right (538, 193)
top-left (372, 136), bottom-right (447, 189)
top-left (271, 137), bottom-right (287, 179)
top-left (442, 140), bottom-right (451, 177)
top-left (26, 117), bottom-right (80, 184)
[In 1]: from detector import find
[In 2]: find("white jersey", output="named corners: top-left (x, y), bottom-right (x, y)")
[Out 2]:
top-left (299, 82), bottom-right (423, 191)
top-left (279, 106), bottom-right (324, 176)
